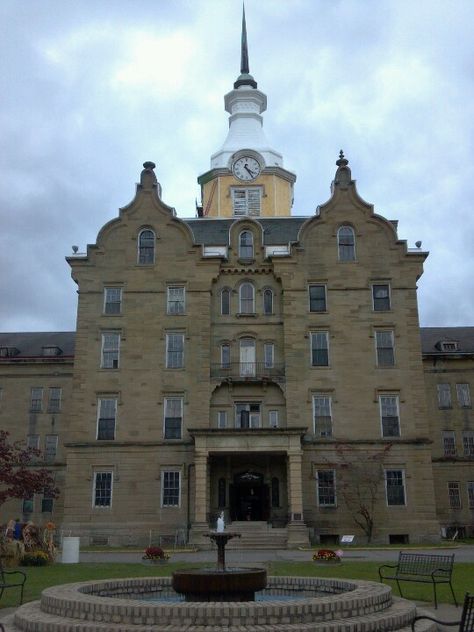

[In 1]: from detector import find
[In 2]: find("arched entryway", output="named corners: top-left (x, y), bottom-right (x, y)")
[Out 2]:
top-left (229, 471), bottom-right (269, 521)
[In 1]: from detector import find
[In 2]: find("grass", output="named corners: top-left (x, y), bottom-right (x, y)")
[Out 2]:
top-left (1, 560), bottom-right (473, 609)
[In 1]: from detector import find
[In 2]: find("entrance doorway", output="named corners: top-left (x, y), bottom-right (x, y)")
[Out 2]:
top-left (229, 471), bottom-right (269, 521)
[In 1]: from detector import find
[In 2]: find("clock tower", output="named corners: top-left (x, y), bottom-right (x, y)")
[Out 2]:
top-left (197, 7), bottom-right (296, 218)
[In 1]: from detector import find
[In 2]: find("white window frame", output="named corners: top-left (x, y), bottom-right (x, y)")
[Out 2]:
top-left (263, 288), bottom-right (274, 315)
top-left (232, 187), bottom-right (262, 217)
top-left (239, 338), bottom-right (256, 377)
top-left (163, 397), bottom-right (183, 440)
top-left (310, 331), bottom-right (329, 367)
top-left (462, 431), bottom-right (474, 456)
top-left (372, 283), bottom-right (391, 311)
top-left (30, 387), bottom-right (43, 412)
top-left (456, 383), bottom-right (471, 408)
top-left (467, 481), bottom-right (474, 510)
top-left (235, 402), bottom-right (261, 429)
top-left (166, 333), bottom-right (184, 369)
top-left (385, 469), bottom-right (406, 506)
top-left (167, 286), bottom-right (186, 315)
top-left (97, 397), bottom-right (118, 441)
top-left (104, 287), bottom-right (122, 315)
top-left (27, 434), bottom-right (40, 450)
top-left (442, 431), bottom-right (457, 457)
top-left (312, 395), bottom-right (333, 437)
top-left (239, 230), bottom-right (254, 259)
top-left (264, 342), bottom-right (274, 369)
top-left (337, 225), bottom-right (356, 261)
top-left (308, 284), bottom-right (327, 312)
top-left (379, 394), bottom-right (401, 437)
top-left (448, 481), bottom-right (461, 510)
top-left (92, 471), bottom-right (113, 508)
top-left (268, 410), bottom-right (279, 428)
top-left (137, 228), bottom-right (156, 264)
top-left (161, 470), bottom-right (181, 507)
top-left (47, 387), bottom-right (62, 413)
top-left (101, 332), bottom-right (120, 369)
top-left (437, 383), bottom-right (452, 409)
top-left (239, 282), bottom-right (255, 314)
top-left (217, 411), bottom-right (227, 429)
top-left (375, 330), bottom-right (395, 367)
top-left (44, 434), bottom-right (58, 462)
top-left (221, 343), bottom-right (231, 369)
top-left (316, 469), bottom-right (337, 507)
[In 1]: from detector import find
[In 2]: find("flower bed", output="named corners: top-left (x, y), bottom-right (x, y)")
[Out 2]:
top-left (312, 548), bottom-right (342, 563)
top-left (142, 546), bottom-right (170, 562)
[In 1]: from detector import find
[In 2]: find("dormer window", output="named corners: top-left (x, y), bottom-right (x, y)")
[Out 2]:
top-left (239, 231), bottom-right (254, 259)
top-left (440, 341), bottom-right (459, 352)
top-left (42, 346), bottom-right (62, 357)
top-left (0, 347), bottom-right (19, 358)
top-left (232, 187), bottom-right (262, 217)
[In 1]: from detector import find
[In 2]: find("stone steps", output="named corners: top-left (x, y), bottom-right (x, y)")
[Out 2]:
top-left (225, 521), bottom-right (288, 549)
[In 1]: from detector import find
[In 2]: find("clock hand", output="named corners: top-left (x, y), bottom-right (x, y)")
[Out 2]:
top-left (245, 164), bottom-right (256, 177)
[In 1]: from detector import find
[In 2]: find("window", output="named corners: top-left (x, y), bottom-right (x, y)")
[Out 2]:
top-left (239, 282), bottom-right (255, 313)
top-left (167, 286), bottom-right (185, 314)
top-left (232, 188), bottom-right (261, 216)
top-left (104, 287), bottom-right (122, 315)
top-left (221, 343), bottom-right (231, 369)
top-left (448, 482), bottom-right (461, 509)
top-left (162, 470), bottom-right (180, 507)
top-left (380, 395), bottom-right (400, 437)
top-left (221, 288), bottom-right (231, 315)
top-left (269, 410), bottom-right (279, 428)
top-left (385, 470), bottom-right (406, 506)
top-left (47, 387), bottom-right (62, 413)
top-left (239, 230), bottom-right (254, 258)
top-left (313, 396), bottom-right (332, 437)
top-left (337, 225), bottom-right (355, 261)
top-left (309, 284), bottom-right (326, 312)
top-left (456, 383), bottom-right (471, 408)
top-left (93, 472), bottom-right (113, 507)
top-left (41, 489), bottom-right (54, 513)
top-left (442, 431), bottom-right (457, 457)
top-left (235, 402), bottom-right (260, 428)
top-left (166, 333), bottom-right (184, 368)
top-left (217, 411), bottom-right (227, 429)
top-left (27, 434), bottom-right (40, 450)
top-left (164, 397), bottom-right (183, 439)
top-left (440, 341), bottom-right (458, 352)
top-left (437, 383), bottom-right (452, 409)
top-left (138, 229), bottom-right (155, 264)
top-left (463, 431), bottom-right (474, 456)
top-left (101, 333), bottom-right (120, 369)
top-left (263, 288), bottom-right (273, 314)
top-left (310, 331), bottom-right (329, 366)
top-left (42, 346), bottom-right (61, 356)
top-left (97, 398), bottom-right (117, 440)
top-left (30, 387), bottom-right (43, 412)
top-left (44, 435), bottom-right (58, 462)
top-left (375, 331), bottom-right (395, 366)
top-left (317, 470), bottom-right (336, 506)
top-left (239, 338), bottom-right (256, 376)
top-left (22, 496), bottom-right (34, 514)
top-left (372, 284), bottom-right (391, 311)
top-left (264, 342), bottom-right (274, 369)
top-left (468, 482), bottom-right (474, 510)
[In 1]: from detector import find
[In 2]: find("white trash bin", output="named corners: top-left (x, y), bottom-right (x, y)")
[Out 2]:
top-left (62, 536), bottom-right (80, 563)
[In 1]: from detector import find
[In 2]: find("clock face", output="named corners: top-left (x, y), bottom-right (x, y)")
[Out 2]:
top-left (232, 156), bottom-right (261, 181)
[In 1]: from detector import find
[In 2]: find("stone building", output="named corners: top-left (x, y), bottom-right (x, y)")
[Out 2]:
top-left (1, 16), bottom-right (473, 547)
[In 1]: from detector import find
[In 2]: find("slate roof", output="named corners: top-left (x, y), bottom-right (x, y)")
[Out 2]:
top-left (0, 332), bottom-right (75, 358)
top-left (183, 217), bottom-right (309, 245)
top-left (419, 327), bottom-right (474, 355)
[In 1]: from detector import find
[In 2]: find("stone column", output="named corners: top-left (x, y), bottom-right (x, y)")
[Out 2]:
top-left (188, 451), bottom-right (210, 547)
top-left (286, 449), bottom-right (309, 547)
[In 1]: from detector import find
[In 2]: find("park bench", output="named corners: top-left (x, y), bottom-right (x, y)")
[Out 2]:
top-left (0, 557), bottom-right (27, 605)
top-left (412, 592), bottom-right (474, 631)
top-left (378, 551), bottom-right (457, 609)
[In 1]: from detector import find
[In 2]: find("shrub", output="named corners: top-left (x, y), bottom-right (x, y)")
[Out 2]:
top-left (313, 548), bottom-right (341, 562)
top-left (142, 546), bottom-right (169, 561)
top-left (21, 550), bottom-right (49, 566)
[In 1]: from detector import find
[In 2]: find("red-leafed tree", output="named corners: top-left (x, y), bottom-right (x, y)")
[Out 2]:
top-left (0, 430), bottom-right (59, 509)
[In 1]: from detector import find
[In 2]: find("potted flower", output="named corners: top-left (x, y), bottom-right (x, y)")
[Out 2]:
top-left (312, 548), bottom-right (342, 563)
top-left (142, 546), bottom-right (170, 564)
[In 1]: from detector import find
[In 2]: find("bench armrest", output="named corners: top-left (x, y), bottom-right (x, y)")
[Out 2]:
top-left (2, 569), bottom-right (27, 583)
top-left (378, 563), bottom-right (398, 579)
top-left (411, 614), bottom-right (459, 630)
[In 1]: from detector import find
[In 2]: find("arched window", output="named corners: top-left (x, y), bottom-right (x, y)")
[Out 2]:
top-left (221, 343), bottom-right (231, 369)
top-left (337, 225), bottom-right (355, 261)
top-left (239, 282), bottom-right (255, 314)
top-left (263, 288), bottom-right (273, 315)
top-left (221, 288), bottom-right (231, 315)
top-left (239, 338), bottom-right (256, 377)
top-left (239, 230), bottom-right (254, 259)
top-left (138, 229), bottom-right (155, 264)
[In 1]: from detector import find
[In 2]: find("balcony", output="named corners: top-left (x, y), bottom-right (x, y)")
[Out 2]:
top-left (210, 362), bottom-right (285, 383)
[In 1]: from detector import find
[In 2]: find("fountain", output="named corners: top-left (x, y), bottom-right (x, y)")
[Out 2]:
top-left (172, 513), bottom-right (267, 601)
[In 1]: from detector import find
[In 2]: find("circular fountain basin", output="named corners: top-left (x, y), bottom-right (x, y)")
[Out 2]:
top-left (172, 567), bottom-right (267, 601)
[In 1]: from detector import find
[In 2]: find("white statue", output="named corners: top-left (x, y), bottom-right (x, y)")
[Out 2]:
top-left (216, 511), bottom-right (225, 532)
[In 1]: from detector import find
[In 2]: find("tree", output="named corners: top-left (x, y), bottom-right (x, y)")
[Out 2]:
top-left (0, 430), bottom-right (59, 510)
top-left (328, 443), bottom-right (393, 543)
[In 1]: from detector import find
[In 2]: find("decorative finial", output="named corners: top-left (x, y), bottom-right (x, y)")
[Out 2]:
top-left (140, 161), bottom-right (158, 190)
top-left (143, 161), bottom-right (156, 171)
top-left (234, 4), bottom-right (257, 89)
top-left (336, 150), bottom-right (348, 167)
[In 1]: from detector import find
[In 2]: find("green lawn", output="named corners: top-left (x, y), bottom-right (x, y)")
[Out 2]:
top-left (1, 561), bottom-right (473, 609)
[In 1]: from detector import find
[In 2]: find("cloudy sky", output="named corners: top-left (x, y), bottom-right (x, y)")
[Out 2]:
top-left (1, 0), bottom-right (473, 332)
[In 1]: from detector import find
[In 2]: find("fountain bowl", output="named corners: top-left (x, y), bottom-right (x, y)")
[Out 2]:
top-left (172, 567), bottom-right (267, 602)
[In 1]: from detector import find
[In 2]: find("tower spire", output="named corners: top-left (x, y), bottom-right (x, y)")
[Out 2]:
top-left (234, 4), bottom-right (257, 89)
